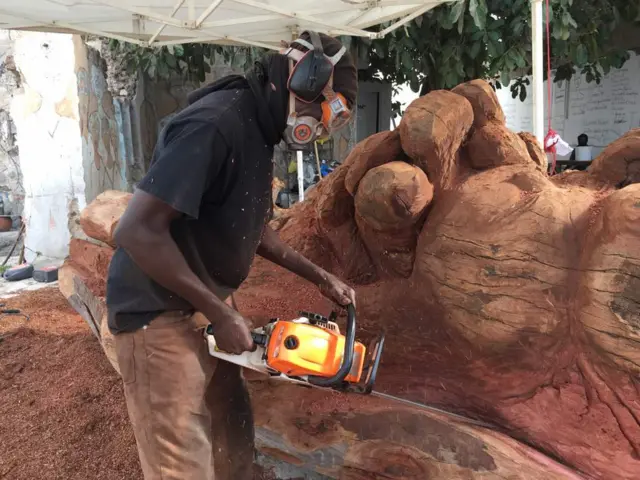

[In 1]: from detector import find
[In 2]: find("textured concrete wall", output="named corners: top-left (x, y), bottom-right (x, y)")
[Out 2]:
top-left (0, 30), bottom-right (24, 217)
top-left (10, 31), bottom-right (86, 262)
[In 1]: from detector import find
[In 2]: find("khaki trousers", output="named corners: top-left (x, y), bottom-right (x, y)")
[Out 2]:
top-left (114, 312), bottom-right (255, 480)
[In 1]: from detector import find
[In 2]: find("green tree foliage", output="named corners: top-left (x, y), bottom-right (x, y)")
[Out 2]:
top-left (107, 39), bottom-right (263, 83)
top-left (106, 0), bottom-right (638, 105)
top-left (359, 0), bottom-right (638, 104)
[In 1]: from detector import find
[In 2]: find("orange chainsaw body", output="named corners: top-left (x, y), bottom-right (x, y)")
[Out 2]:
top-left (265, 319), bottom-right (366, 383)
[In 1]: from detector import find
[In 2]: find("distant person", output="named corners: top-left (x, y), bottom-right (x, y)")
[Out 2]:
top-left (569, 133), bottom-right (592, 170)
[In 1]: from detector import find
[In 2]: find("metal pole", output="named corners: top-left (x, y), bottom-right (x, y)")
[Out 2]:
top-left (290, 28), bottom-right (306, 203)
top-left (531, 0), bottom-right (544, 147)
top-left (314, 141), bottom-right (322, 178)
top-left (297, 150), bottom-right (305, 202)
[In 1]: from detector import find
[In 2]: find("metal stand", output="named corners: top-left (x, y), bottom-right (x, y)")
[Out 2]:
top-left (296, 149), bottom-right (305, 202)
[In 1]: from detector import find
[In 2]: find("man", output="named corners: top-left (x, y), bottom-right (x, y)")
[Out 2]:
top-left (106, 32), bottom-right (357, 480)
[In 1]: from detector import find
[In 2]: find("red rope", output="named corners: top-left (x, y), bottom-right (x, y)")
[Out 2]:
top-left (543, 0), bottom-right (558, 175)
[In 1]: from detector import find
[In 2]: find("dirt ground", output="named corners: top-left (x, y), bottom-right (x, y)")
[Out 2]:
top-left (0, 286), bottom-right (280, 480)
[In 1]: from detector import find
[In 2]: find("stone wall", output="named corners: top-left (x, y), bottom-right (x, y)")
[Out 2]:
top-left (137, 55), bottom-right (243, 174)
top-left (75, 38), bottom-right (142, 202)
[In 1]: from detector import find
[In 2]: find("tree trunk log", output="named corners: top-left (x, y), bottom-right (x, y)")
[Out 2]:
top-left (247, 379), bottom-right (584, 480)
top-left (79, 190), bottom-right (132, 247)
top-left (58, 261), bottom-right (119, 374)
top-left (58, 273), bottom-right (582, 479)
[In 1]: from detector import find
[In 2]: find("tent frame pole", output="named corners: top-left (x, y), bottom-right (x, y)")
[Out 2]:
top-left (531, 0), bottom-right (545, 147)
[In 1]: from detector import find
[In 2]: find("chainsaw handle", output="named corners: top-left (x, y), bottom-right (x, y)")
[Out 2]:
top-left (308, 303), bottom-right (356, 389)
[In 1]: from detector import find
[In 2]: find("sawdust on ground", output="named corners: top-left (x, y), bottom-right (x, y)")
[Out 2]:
top-left (0, 287), bottom-right (277, 480)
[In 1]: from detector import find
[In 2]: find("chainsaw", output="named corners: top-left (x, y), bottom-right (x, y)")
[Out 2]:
top-left (204, 304), bottom-right (495, 429)
top-left (205, 304), bottom-right (384, 394)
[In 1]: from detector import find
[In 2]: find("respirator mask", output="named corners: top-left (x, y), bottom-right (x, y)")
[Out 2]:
top-left (280, 31), bottom-right (353, 150)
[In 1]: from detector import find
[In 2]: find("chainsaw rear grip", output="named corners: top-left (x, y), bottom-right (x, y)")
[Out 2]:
top-left (307, 303), bottom-right (356, 388)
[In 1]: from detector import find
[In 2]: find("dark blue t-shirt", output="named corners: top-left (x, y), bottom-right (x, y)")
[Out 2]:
top-left (106, 88), bottom-right (274, 333)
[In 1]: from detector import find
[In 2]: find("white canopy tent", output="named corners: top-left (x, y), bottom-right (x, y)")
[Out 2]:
top-left (0, 0), bottom-right (546, 198)
top-left (0, 1), bottom-right (455, 48)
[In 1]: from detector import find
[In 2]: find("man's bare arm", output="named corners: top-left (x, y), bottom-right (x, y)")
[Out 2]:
top-left (257, 225), bottom-right (356, 306)
top-left (113, 189), bottom-right (253, 352)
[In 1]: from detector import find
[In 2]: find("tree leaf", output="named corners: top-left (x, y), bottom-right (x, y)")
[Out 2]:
top-left (552, 21), bottom-right (564, 40)
top-left (173, 44), bottom-right (185, 57)
top-left (519, 86), bottom-right (527, 102)
top-left (503, 51), bottom-right (515, 71)
top-left (445, 70), bottom-right (458, 88)
top-left (469, 0), bottom-right (488, 30)
top-left (471, 30), bottom-right (484, 41)
top-left (514, 49), bottom-right (526, 68)
top-left (157, 61), bottom-right (170, 79)
top-left (563, 12), bottom-right (577, 29)
top-left (487, 39), bottom-right (497, 57)
top-left (501, 70), bottom-right (511, 87)
top-left (465, 63), bottom-right (475, 77)
top-left (469, 41), bottom-right (482, 59)
top-left (457, 3), bottom-right (466, 35)
top-left (164, 53), bottom-right (177, 69)
top-left (401, 49), bottom-right (412, 67)
top-left (450, 0), bottom-right (466, 24)
top-left (512, 18), bottom-right (524, 36)
top-left (575, 44), bottom-right (588, 66)
top-left (409, 75), bottom-right (420, 93)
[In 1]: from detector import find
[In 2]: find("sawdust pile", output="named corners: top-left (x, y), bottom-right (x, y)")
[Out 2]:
top-left (0, 288), bottom-right (141, 480)
top-left (60, 79), bottom-right (640, 480)
top-left (0, 288), bottom-right (278, 480)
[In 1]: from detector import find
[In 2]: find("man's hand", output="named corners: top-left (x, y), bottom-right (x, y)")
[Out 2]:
top-left (257, 226), bottom-right (357, 307)
top-left (211, 311), bottom-right (255, 354)
top-left (319, 273), bottom-right (356, 307)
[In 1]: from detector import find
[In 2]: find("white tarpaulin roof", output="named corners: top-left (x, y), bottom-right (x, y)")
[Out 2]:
top-left (0, 0), bottom-right (453, 48)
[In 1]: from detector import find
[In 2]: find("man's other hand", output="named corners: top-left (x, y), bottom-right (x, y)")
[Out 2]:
top-left (319, 273), bottom-right (356, 307)
top-left (211, 312), bottom-right (255, 354)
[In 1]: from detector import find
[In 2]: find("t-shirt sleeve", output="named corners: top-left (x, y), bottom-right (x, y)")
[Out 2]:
top-left (137, 120), bottom-right (229, 219)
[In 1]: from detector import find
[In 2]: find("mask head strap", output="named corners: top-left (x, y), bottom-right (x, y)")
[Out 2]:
top-left (281, 30), bottom-right (347, 103)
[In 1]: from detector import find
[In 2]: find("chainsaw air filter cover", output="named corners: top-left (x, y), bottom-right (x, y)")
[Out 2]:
top-left (265, 319), bottom-right (366, 383)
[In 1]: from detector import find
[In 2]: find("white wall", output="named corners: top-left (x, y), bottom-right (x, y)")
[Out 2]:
top-left (496, 51), bottom-right (640, 158)
top-left (10, 32), bottom-right (86, 263)
top-left (390, 83), bottom-right (419, 130)
top-left (391, 51), bottom-right (640, 160)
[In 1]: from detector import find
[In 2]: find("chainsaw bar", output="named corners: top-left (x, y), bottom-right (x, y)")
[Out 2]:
top-left (371, 391), bottom-right (496, 429)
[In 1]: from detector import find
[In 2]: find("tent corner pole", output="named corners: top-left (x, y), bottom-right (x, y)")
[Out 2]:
top-left (531, 0), bottom-right (545, 148)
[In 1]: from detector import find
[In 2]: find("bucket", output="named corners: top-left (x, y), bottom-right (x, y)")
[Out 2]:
top-left (0, 216), bottom-right (12, 232)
